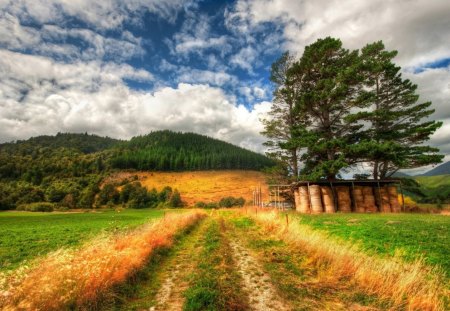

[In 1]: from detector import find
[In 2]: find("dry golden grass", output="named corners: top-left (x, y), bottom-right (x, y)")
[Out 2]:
top-left (0, 211), bottom-right (206, 310)
top-left (109, 170), bottom-right (269, 206)
top-left (246, 209), bottom-right (447, 311)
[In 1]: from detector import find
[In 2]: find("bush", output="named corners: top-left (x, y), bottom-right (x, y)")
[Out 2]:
top-left (218, 196), bottom-right (246, 208)
top-left (17, 202), bottom-right (55, 212)
top-left (195, 201), bottom-right (206, 208)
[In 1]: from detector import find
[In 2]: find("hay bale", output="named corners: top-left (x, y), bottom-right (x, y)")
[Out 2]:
top-left (375, 187), bottom-right (391, 213)
top-left (336, 186), bottom-right (351, 212)
top-left (294, 188), bottom-right (300, 212)
top-left (388, 186), bottom-right (401, 213)
top-left (362, 186), bottom-right (377, 212)
top-left (352, 186), bottom-right (365, 213)
top-left (309, 185), bottom-right (323, 213)
top-left (298, 186), bottom-right (311, 213)
top-left (321, 186), bottom-right (335, 213)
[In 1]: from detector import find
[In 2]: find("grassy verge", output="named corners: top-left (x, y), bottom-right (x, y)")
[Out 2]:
top-left (295, 212), bottom-right (450, 277)
top-left (184, 216), bottom-right (249, 311)
top-left (0, 209), bottom-right (167, 271)
top-left (0, 211), bottom-right (206, 310)
top-left (229, 215), bottom-right (387, 310)
top-left (249, 209), bottom-right (446, 310)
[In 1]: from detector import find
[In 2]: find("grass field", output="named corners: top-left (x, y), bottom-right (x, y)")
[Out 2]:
top-left (108, 170), bottom-right (270, 205)
top-left (1, 209), bottom-right (448, 310)
top-left (0, 209), bottom-right (165, 271)
top-left (295, 213), bottom-right (450, 277)
top-left (414, 174), bottom-right (450, 188)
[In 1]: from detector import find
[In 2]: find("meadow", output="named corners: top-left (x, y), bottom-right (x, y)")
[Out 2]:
top-left (295, 213), bottom-right (450, 277)
top-left (0, 209), bottom-right (165, 271)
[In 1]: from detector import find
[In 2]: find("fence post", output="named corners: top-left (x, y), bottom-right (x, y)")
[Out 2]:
top-left (285, 214), bottom-right (289, 228)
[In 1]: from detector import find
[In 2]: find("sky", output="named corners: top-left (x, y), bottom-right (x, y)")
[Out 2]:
top-left (0, 0), bottom-right (449, 172)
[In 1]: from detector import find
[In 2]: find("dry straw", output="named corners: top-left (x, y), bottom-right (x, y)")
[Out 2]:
top-left (0, 211), bottom-right (206, 310)
top-left (248, 209), bottom-right (446, 310)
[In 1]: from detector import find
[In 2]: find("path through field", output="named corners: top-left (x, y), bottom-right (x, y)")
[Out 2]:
top-left (112, 210), bottom-right (446, 311)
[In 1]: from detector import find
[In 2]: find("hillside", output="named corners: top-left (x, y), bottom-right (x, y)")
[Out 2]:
top-left (0, 131), bottom-right (275, 210)
top-left (110, 130), bottom-right (275, 171)
top-left (107, 170), bottom-right (270, 206)
top-left (420, 161), bottom-right (450, 176)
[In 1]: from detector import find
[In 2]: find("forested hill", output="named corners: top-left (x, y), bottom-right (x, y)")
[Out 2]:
top-left (0, 132), bottom-right (120, 154)
top-left (110, 131), bottom-right (275, 171)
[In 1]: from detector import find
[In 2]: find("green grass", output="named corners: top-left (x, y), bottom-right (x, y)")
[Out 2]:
top-left (0, 209), bottom-right (165, 271)
top-left (414, 174), bottom-right (450, 188)
top-left (294, 213), bottom-right (450, 277)
top-left (184, 218), bottom-right (248, 311)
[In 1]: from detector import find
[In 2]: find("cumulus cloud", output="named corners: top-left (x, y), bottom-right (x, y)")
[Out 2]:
top-left (0, 50), bottom-right (269, 152)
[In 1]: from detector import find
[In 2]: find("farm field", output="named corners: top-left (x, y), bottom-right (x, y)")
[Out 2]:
top-left (0, 209), bottom-right (165, 271)
top-left (1, 209), bottom-right (448, 310)
top-left (107, 170), bottom-right (270, 205)
top-left (295, 213), bottom-right (450, 277)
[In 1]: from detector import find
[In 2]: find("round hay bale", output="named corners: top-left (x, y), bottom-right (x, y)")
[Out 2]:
top-left (294, 188), bottom-right (300, 211)
top-left (321, 186), bottom-right (335, 213)
top-left (298, 186), bottom-right (310, 213)
top-left (379, 187), bottom-right (391, 213)
top-left (363, 186), bottom-right (377, 212)
top-left (388, 186), bottom-right (401, 212)
top-left (353, 186), bottom-right (365, 212)
top-left (336, 186), bottom-right (351, 212)
top-left (309, 185), bottom-right (323, 213)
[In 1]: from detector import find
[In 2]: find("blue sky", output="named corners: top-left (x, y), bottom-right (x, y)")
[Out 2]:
top-left (0, 0), bottom-right (449, 172)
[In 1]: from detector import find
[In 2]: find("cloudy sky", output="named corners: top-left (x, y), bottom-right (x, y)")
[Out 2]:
top-left (0, 0), bottom-right (449, 169)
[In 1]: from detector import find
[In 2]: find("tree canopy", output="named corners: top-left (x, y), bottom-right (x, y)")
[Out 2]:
top-left (263, 37), bottom-right (443, 181)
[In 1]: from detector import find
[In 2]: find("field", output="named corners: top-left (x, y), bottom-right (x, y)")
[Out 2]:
top-left (414, 174), bottom-right (450, 188)
top-left (295, 213), bottom-right (450, 277)
top-left (1, 208), bottom-right (448, 310)
top-left (108, 170), bottom-right (270, 205)
top-left (0, 209), bottom-right (165, 271)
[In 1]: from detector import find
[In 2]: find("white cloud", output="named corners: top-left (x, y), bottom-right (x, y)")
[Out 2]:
top-left (0, 50), bottom-right (270, 152)
top-left (177, 68), bottom-right (238, 87)
top-left (0, 0), bottom-right (193, 30)
top-left (230, 46), bottom-right (259, 72)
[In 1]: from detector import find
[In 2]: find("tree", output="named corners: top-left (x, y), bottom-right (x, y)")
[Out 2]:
top-left (290, 37), bottom-right (369, 180)
top-left (261, 52), bottom-right (301, 179)
top-left (169, 189), bottom-right (183, 207)
top-left (358, 41), bottom-right (443, 179)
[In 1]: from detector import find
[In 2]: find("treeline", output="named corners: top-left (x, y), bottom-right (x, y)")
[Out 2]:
top-left (264, 37), bottom-right (443, 181)
top-left (111, 131), bottom-right (275, 171)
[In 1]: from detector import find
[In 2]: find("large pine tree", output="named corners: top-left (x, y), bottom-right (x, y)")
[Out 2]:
top-left (290, 37), bottom-right (369, 180)
top-left (359, 41), bottom-right (443, 179)
top-left (261, 52), bottom-right (301, 179)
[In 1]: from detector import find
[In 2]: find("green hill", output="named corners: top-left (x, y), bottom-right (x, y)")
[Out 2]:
top-left (111, 130), bottom-right (275, 171)
top-left (410, 174), bottom-right (450, 204)
top-left (0, 131), bottom-right (275, 210)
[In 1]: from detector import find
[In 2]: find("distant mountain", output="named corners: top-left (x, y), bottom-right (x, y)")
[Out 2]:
top-left (420, 161), bottom-right (450, 176)
top-left (392, 171), bottom-right (410, 178)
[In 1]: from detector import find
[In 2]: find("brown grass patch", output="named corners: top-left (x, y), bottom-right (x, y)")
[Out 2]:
top-left (0, 211), bottom-right (206, 310)
top-left (108, 170), bottom-right (269, 206)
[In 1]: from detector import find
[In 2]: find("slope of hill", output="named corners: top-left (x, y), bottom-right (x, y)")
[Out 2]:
top-left (0, 132), bottom-right (120, 154)
top-left (0, 131), bottom-right (275, 210)
top-left (413, 174), bottom-right (450, 189)
top-left (110, 130), bottom-right (275, 171)
top-left (420, 161), bottom-right (450, 176)
top-left (108, 170), bottom-right (269, 206)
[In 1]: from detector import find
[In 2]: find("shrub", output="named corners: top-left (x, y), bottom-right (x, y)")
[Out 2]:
top-left (218, 196), bottom-right (246, 208)
top-left (195, 201), bottom-right (206, 208)
top-left (17, 202), bottom-right (55, 212)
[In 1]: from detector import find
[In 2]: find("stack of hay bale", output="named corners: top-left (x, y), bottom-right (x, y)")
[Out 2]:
top-left (336, 186), bottom-right (351, 212)
top-left (298, 186), bottom-right (311, 213)
top-left (310, 185), bottom-right (323, 213)
top-left (321, 186), bottom-right (335, 213)
top-left (294, 188), bottom-right (300, 212)
top-left (362, 186), bottom-right (377, 212)
top-left (375, 187), bottom-right (391, 212)
top-left (388, 186), bottom-right (401, 212)
top-left (352, 186), bottom-right (366, 213)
